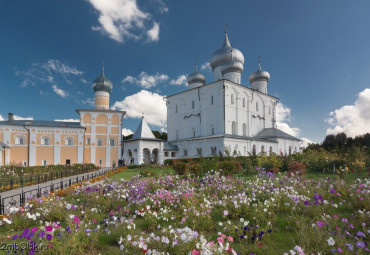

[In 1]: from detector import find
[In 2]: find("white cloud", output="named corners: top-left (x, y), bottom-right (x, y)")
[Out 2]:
top-left (14, 115), bottom-right (33, 120)
top-left (87, 0), bottom-right (167, 43)
top-left (82, 98), bottom-right (95, 106)
top-left (169, 75), bottom-right (187, 86)
top-left (301, 138), bottom-right (316, 148)
top-left (276, 102), bottom-right (300, 137)
top-left (122, 72), bottom-right (169, 89)
top-left (111, 90), bottom-right (166, 128)
top-left (52, 85), bottom-right (68, 98)
top-left (200, 62), bottom-right (211, 72)
top-left (0, 115), bottom-right (4, 121)
top-left (122, 128), bottom-right (134, 136)
top-left (147, 22), bottom-right (160, 42)
top-left (42, 59), bottom-right (83, 76)
top-left (54, 119), bottom-right (79, 122)
top-left (326, 88), bottom-right (370, 137)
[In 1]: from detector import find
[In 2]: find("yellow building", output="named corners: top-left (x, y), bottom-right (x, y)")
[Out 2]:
top-left (0, 67), bottom-right (125, 167)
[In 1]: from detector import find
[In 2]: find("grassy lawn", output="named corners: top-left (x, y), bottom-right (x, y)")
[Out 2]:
top-left (109, 165), bottom-right (175, 181)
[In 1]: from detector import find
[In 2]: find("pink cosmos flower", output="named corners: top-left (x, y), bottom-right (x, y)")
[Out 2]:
top-left (191, 250), bottom-right (200, 255)
top-left (45, 226), bottom-right (53, 232)
top-left (223, 210), bottom-right (229, 216)
top-left (227, 236), bottom-right (234, 242)
top-left (217, 237), bottom-right (225, 244)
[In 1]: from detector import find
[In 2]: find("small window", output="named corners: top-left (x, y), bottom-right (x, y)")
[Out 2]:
top-left (171, 152), bottom-right (176, 157)
top-left (183, 149), bottom-right (188, 157)
top-left (175, 104), bottom-right (178, 113)
top-left (110, 139), bottom-right (115, 146)
top-left (192, 101), bottom-right (195, 109)
top-left (269, 146), bottom-right (273, 155)
top-left (269, 106), bottom-right (271, 115)
top-left (42, 160), bottom-right (47, 166)
top-left (211, 95), bottom-right (214, 105)
top-left (23, 161), bottom-right (27, 166)
top-left (86, 138), bottom-right (91, 145)
top-left (231, 94), bottom-right (234, 104)
top-left (66, 138), bottom-right (73, 145)
top-left (193, 128), bottom-right (195, 138)
top-left (243, 98), bottom-right (245, 107)
top-left (176, 130), bottom-right (179, 140)
top-left (97, 139), bottom-right (103, 146)
top-left (164, 152), bottom-right (169, 157)
top-left (41, 137), bottom-right (49, 145)
top-left (211, 127), bottom-right (214, 135)
top-left (99, 159), bottom-right (102, 165)
top-left (197, 148), bottom-right (202, 156)
top-left (256, 102), bottom-right (259, 112)
top-left (252, 145), bottom-right (256, 154)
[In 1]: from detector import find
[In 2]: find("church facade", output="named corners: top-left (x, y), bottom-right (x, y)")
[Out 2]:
top-left (165, 32), bottom-right (301, 158)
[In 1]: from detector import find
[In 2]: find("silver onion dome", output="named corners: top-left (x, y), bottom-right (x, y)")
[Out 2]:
top-left (220, 49), bottom-right (244, 75)
top-left (92, 64), bottom-right (113, 93)
top-left (209, 31), bottom-right (244, 70)
top-left (187, 64), bottom-right (206, 85)
top-left (249, 58), bottom-right (270, 83)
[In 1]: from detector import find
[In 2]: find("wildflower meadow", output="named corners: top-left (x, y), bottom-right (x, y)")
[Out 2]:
top-left (0, 161), bottom-right (368, 255)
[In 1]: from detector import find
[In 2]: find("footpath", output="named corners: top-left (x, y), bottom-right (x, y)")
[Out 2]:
top-left (0, 167), bottom-right (114, 214)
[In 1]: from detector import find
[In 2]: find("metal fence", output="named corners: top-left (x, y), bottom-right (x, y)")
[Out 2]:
top-left (0, 168), bottom-right (114, 215)
top-left (0, 167), bottom-right (98, 192)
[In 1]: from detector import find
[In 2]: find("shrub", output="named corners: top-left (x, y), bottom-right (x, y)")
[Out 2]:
top-left (287, 161), bottom-right (306, 177)
top-left (164, 159), bottom-right (174, 165)
top-left (199, 158), bottom-right (218, 174)
top-left (262, 162), bottom-right (279, 174)
top-left (217, 161), bottom-right (240, 176)
top-left (173, 162), bottom-right (188, 175)
top-left (140, 168), bottom-right (158, 178)
top-left (188, 163), bottom-right (201, 177)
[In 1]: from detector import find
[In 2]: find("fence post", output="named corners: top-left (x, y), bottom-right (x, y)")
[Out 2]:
top-left (69, 179), bottom-right (71, 187)
top-left (51, 183), bottom-right (54, 192)
top-left (38, 175), bottom-right (40, 184)
top-left (37, 185), bottom-right (41, 198)
top-left (20, 177), bottom-right (24, 187)
top-left (60, 180), bottom-right (63, 190)
top-left (21, 189), bottom-right (24, 207)
top-left (0, 195), bottom-right (2, 215)
top-left (10, 179), bottom-right (13, 190)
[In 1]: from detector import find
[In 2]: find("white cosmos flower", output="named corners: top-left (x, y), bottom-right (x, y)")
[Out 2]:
top-left (327, 237), bottom-right (335, 246)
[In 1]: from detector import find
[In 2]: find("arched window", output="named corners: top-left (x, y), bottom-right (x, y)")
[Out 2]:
top-left (244, 146), bottom-right (246, 156)
top-left (261, 145), bottom-right (265, 154)
top-left (243, 98), bottom-right (245, 107)
top-left (242, 123), bottom-right (246, 136)
top-left (269, 146), bottom-right (273, 155)
top-left (231, 94), bottom-right (234, 104)
top-left (192, 128), bottom-right (195, 138)
top-left (252, 145), bottom-right (256, 155)
top-left (295, 147), bottom-right (297, 152)
top-left (211, 125), bottom-right (214, 135)
top-left (176, 130), bottom-right (178, 140)
top-left (269, 106), bottom-right (271, 115)
top-left (256, 102), bottom-right (259, 111)
top-left (65, 137), bottom-right (73, 146)
top-left (192, 101), bottom-right (195, 109)
top-left (15, 135), bottom-right (26, 145)
top-left (41, 137), bottom-right (50, 145)
top-left (232, 121), bottom-right (236, 135)
top-left (175, 104), bottom-right (178, 113)
top-left (289, 146), bottom-right (292, 155)
top-left (211, 95), bottom-right (214, 105)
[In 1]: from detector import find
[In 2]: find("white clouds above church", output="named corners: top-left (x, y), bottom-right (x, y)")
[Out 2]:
top-left (111, 89), bottom-right (167, 128)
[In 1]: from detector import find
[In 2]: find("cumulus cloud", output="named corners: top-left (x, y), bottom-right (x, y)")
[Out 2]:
top-left (122, 128), bottom-right (134, 136)
top-left (276, 102), bottom-right (300, 137)
top-left (0, 115), bottom-right (4, 121)
top-left (111, 90), bottom-right (166, 128)
top-left (301, 138), bottom-right (316, 148)
top-left (52, 85), bottom-right (68, 98)
top-left (147, 22), bottom-right (160, 42)
top-left (87, 0), bottom-right (167, 43)
top-left (200, 62), bottom-right (211, 72)
top-left (326, 88), bottom-right (370, 137)
top-left (54, 119), bottom-right (79, 122)
top-left (169, 75), bottom-right (187, 86)
top-left (122, 72), bottom-right (169, 89)
top-left (14, 115), bottom-right (34, 120)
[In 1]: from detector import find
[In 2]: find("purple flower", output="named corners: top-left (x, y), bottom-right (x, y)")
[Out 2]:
top-left (356, 231), bottom-right (365, 237)
top-left (303, 200), bottom-right (310, 205)
top-left (39, 231), bottom-right (46, 238)
top-left (12, 234), bottom-right (18, 240)
top-left (46, 234), bottom-right (53, 241)
top-left (317, 221), bottom-right (325, 227)
top-left (356, 241), bottom-right (365, 248)
top-left (330, 188), bottom-right (335, 194)
top-left (337, 247), bottom-right (342, 253)
top-left (31, 227), bottom-right (38, 233)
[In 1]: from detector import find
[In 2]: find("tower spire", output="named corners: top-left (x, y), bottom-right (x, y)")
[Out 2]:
top-left (102, 61), bottom-right (104, 74)
top-left (194, 58), bottom-right (198, 72)
top-left (258, 56), bottom-right (261, 71)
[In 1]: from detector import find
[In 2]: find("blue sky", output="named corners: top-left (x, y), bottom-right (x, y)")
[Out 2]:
top-left (1, 0), bottom-right (370, 144)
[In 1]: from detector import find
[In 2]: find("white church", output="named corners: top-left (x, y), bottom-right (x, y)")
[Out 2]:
top-left (123, 31), bottom-right (302, 165)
